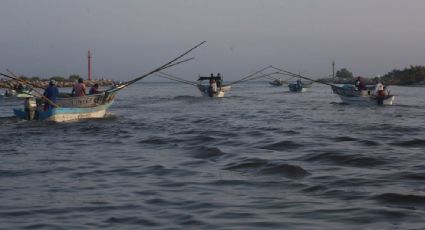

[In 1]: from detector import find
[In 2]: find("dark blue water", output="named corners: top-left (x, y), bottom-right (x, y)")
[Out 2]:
top-left (1, 82), bottom-right (425, 229)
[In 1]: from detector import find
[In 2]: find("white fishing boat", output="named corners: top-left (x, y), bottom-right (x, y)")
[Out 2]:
top-left (196, 84), bottom-right (231, 98)
top-left (197, 76), bottom-right (231, 98)
top-left (331, 84), bottom-right (395, 105)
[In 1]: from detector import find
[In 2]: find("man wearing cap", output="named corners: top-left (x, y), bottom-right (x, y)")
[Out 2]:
top-left (43, 80), bottom-right (59, 111)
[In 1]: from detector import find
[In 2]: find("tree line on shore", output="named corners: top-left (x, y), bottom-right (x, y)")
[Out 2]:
top-left (320, 65), bottom-right (425, 86)
top-left (0, 74), bottom-right (118, 89)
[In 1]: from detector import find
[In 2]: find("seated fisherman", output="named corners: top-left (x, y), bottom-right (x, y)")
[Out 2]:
top-left (89, 83), bottom-right (100, 94)
top-left (72, 78), bottom-right (86, 97)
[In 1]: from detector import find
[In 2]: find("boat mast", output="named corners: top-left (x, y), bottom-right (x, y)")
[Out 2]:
top-left (332, 60), bottom-right (335, 81)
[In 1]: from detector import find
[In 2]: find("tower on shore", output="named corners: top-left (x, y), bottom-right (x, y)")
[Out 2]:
top-left (88, 50), bottom-right (92, 81)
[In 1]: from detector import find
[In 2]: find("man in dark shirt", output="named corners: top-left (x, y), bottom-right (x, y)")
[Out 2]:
top-left (43, 80), bottom-right (59, 111)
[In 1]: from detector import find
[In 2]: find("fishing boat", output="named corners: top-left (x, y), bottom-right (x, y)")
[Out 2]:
top-left (157, 66), bottom-right (279, 97)
top-left (269, 79), bottom-right (285, 86)
top-left (197, 76), bottom-right (231, 98)
top-left (13, 91), bottom-right (116, 121)
top-left (3, 41), bottom-right (206, 122)
top-left (0, 89), bottom-right (16, 98)
top-left (288, 80), bottom-right (312, 92)
top-left (331, 84), bottom-right (395, 105)
top-left (269, 65), bottom-right (395, 106)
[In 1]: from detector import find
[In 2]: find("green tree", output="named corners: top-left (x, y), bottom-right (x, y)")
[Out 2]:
top-left (19, 75), bottom-right (29, 81)
top-left (381, 65), bottom-right (425, 85)
top-left (69, 74), bottom-right (80, 82)
top-left (335, 68), bottom-right (353, 79)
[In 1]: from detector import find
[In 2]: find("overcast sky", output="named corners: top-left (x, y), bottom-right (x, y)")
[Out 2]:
top-left (1, 0), bottom-right (424, 81)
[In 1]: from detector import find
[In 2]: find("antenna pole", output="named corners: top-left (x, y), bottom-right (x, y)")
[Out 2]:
top-left (88, 50), bottom-right (92, 81)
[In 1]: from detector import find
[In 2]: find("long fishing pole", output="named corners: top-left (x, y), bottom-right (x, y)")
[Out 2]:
top-left (248, 72), bottom-right (282, 81)
top-left (270, 66), bottom-right (336, 87)
top-left (156, 72), bottom-right (198, 86)
top-left (109, 41), bottom-right (206, 93)
top-left (226, 65), bottom-right (273, 86)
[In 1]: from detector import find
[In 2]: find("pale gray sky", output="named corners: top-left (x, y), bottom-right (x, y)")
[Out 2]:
top-left (1, 0), bottom-right (424, 81)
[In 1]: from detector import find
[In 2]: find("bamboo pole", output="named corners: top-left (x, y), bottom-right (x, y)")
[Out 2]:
top-left (108, 41), bottom-right (206, 93)
top-left (0, 72), bottom-right (60, 108)
top-left (270, 66), bottom-right (336, 87)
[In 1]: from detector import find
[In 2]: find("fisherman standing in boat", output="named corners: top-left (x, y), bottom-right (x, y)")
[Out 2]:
top-left (354, 76), bottom-right (366, 91)
top-left (43, 80), bottom-right (59, 111)
top-left (296, 79), bottom-right (303, 91)
top-left (373, 79), bottom-right (385, 105)
top-left (72, 78), bottom-right (87, 97)
top-left (217, 73), bottom-right (222, 88)
top-left (209, 77), bottom-right (217, 97)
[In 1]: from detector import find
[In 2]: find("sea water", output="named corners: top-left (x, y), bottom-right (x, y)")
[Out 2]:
top-left (0, 82), bottom-right (424, 229)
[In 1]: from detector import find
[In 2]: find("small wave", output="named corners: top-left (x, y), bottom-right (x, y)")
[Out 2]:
top-left (224, 158), bottom-right (310, 179)
top-left (139, 137), bottom-right (168, 145)
top-left (105, 216), bottom-right (159, 226)
top-left (138, 136), bottom-right (181, 146)
top-left (373, 193), bottom-right (425, 207)
top-left (389, 172), bottom-right (425, 180)
top-left (259, 140), bottom-right (303, 151)
top-left (185, 135), bottom-right (216, 143)
top-left (333, 136), bottom-right (359, 142)
top-left (390, 139), bottom-right (425, 147)
top-left (207, 179), bottom-right (256, 186)
top-left (142, 165), bottom-right (195, 177)
top-left (301, 151), bottom-right (388, 167)
top-left (188, 146), bottom-right (232, 160)
top-left (173, 95), bottom-right (200, 100)
top-left (244, 130), bottom-right (265, 137)
top-left (302, 185), bottom-right (329, 193)
top-left (358, 140), bottom-right (381, 146)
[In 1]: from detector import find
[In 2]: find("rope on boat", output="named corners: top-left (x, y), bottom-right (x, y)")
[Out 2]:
top-left (107, 41), bottom-right (206, 93)
top-left (156, 72), bottom-right (198, 86)
top-left (270, 66), bottom-right (336, 87)
top-left (226, 65), bottom-right (273, 86)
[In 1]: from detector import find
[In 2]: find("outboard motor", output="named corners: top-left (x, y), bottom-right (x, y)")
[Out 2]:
top-left (24, 97), bottom-right (37, 120)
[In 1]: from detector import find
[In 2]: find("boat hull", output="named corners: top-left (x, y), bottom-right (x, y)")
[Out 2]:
top-left (197, 85), bottom-right (231, 98)
top-left (14, 101), bottom-right (113, 122)
top-left (13, 92), bottom-right (116, 122)
top-left (288, 85), bottom-right (307, 92)
top-left (269, 80), bottom-right (284, 86)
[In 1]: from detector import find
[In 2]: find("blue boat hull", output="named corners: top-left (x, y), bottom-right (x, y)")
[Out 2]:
top-left (14, 92), bottom-right (116, 122)
top-left (14, 102), bottom-right (114, 122)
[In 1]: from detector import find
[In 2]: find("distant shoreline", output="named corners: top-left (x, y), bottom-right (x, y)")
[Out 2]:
top-left (0, 79), bottom-right (118, 89)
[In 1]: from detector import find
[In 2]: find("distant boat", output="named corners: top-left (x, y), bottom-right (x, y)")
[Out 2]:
top-left (269, 79), bottom-right (285, 86)
top-left (0, 89), bottom-right (16, 98)
top-left (331, 84), bottom-right (395, 105)
top-left (288, 80), bottom-right (312, 92)
top-left (197, 76), bottom-right (231, 98)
